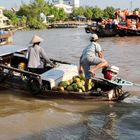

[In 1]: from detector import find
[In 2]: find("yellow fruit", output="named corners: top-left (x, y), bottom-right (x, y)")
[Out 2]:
top-left (77, 82), bottom-right (83, 89)
top-left (59, 86), bottom-right (65, 92)
top-left (68, 79), bottom-right (73, 84)
top-left (88, 80), bottom-right (94, 91)
top-left (81, 86), bottom-right (86, 92)
top-left (73, 77), bottom-right (80, 83)
top-left (81, 80), bottom-right (85, 86)
top-left (79, 73), bottom-right (85, 80)
top-left (78, 89), bottom-right (83, 93)
top-left (88, 84), bottom-right (92, 91)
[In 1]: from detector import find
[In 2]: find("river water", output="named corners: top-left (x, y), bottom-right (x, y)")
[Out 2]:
top-left (0, 28), bottom-right (140, 140)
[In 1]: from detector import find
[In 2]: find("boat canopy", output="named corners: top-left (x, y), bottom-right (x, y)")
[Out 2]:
top-left (126, 15), bottom-right (140, 20)
top-left (0, 44), bottom-right (27, 56)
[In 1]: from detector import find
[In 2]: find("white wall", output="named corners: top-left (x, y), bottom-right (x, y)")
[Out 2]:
top-left (51, 0), bottom-right (79, 8)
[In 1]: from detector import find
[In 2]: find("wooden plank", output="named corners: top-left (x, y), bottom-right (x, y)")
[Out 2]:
top-left (0, 64), bottom-right (40, 78)
top-left (50, 58), bottom-right (72, 64)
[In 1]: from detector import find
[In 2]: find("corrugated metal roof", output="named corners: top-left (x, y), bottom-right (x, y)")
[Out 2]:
top-left (0, 44), bottom-right (27, 56)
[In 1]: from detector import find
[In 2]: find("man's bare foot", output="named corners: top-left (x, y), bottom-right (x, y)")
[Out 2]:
top-left (89, 70), bottom-right (95, 77)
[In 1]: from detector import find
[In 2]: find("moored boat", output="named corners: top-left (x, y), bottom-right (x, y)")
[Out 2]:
top-left (0, 31), bottom-right (13, 46)
top-left (0, 45), bottom-right (130, 101)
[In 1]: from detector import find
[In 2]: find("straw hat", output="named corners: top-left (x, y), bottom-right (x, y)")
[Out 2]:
top-left (30, 35), bottom-right (43, 44)
top-left (90, 34), bottom-right (98, 41)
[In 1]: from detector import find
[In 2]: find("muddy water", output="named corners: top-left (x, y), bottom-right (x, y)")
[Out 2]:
top-left (0, 28), bottom-right (140, 140)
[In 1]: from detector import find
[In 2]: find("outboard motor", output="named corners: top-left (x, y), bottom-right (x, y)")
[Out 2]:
top-left (102, 66), bottom-right (119, 81)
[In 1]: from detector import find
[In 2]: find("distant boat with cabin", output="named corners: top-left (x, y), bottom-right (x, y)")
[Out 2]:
top-left (85, 10), bottom-right (140, 37)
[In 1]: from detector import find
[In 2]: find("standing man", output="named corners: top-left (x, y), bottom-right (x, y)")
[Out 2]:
top-left (26, 35), bottom-right (55, 74)
top-left (79, 34), bottom-right (108, 91)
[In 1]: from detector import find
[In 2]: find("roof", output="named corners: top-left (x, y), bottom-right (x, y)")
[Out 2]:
top-left (126, 15), bottom-right (140, 19)
top-left (0, 44), bottom-right (27, 56)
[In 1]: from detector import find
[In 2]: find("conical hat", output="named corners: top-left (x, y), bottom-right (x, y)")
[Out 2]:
top-left (30, 35), bottom-right (43, 44)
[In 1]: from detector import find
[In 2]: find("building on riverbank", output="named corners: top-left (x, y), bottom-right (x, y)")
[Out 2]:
top-left (49, 0), bottom-right (79, 14)
top-left (50, 0), bottom-right (79, 8)
top-left (0, 7), bottom-right (9, 29)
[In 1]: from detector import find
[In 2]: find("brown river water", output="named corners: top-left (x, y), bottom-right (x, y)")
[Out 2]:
top-left (0, 28), bottom-right (140, 140)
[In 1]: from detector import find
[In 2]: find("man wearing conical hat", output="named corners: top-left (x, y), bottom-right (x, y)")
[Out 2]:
top-left (26, 35), bottom-right (55, 73)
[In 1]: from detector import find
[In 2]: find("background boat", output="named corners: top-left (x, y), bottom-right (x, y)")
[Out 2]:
top-left (0, 30), bottom-right (13, 45)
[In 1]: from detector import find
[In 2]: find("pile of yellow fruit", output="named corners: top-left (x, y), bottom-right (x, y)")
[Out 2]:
top-left (53, 74), bottom-right (94, 92)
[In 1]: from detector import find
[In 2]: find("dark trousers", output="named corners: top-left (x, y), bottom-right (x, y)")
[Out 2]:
top-left (28, 68), bottom-right (45, 74)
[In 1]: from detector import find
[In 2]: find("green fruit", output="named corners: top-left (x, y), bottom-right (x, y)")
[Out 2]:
top-left (66, 85), bottom-right (73, 91)
top-left (59, 81), bottom-right (68, 88)
top-left (71, 83), bottom-right (79, 91)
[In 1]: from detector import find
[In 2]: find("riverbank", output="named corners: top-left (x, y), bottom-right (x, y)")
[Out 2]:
top-left (47, 21), bottom-right (91, 28)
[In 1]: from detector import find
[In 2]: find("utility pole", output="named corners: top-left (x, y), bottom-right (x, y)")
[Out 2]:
top-left (130, 0), bottom-right (133, 12)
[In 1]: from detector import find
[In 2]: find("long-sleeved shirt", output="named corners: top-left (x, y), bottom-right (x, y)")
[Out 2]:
top-left (26, 44), bottom-right (54, 68)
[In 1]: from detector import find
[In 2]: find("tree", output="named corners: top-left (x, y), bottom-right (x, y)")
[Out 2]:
top-left (103, 6), bottom-right (115, 19)
top-left (4, 10), bottom-right (19, 26)
top-left (20, 16), bottom-right (27, 27)
top-left (57, 8), bottom-right (68, 21)
top-left (72, 7), bottom-right (85, 17)
top-left (84, 7), bottom-right (93, 20)
top-left (17, 0), bottom-right (49, 29)
top-left (92, 6), bottom-right (104, 19)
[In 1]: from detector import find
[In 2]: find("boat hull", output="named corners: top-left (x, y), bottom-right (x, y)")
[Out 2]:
top-left (0, 74), bottom-right (130, 101)
top-left (85, 25), bottom-right (140, 37)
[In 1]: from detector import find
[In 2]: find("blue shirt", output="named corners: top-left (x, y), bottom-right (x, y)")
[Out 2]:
top-left (81, 42), bottom-right (102, 62)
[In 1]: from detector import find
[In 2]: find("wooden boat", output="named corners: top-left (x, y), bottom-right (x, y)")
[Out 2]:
top-left (85, 15), bottom-right (140, 37)
top-left (0, 31), bottom-right (12, 46)
top-left (0, 45), bottom-right (130, 101)
top-left (117, 15), bottom-right (140, 36)
top-left (85, 23), bottom-right (118, 37)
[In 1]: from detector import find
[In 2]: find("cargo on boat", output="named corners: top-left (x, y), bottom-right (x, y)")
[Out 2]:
top-left (0, 45), bottom-right (130, 101)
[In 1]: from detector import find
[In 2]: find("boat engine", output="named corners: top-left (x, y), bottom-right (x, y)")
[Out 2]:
top-left (102, 66), bottom-right (119, 81)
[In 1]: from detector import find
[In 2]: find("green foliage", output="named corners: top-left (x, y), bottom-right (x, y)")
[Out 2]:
top-left (103, 6), bottom-right (115, 19)
top-left (4, 10), bottom-right (19, 26)
top-left (17, 0), bottom-right (68, 28)
top-left (92, 6), bottom-right (104, 19)
top-left (84, 7), bottom-right (93, 20)
top-left (4, 0), bottom-right (140, 29)
top-left (133, 8), bottom-right (140, 13)
top-left (20, 16), bottom-right (27, 26)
